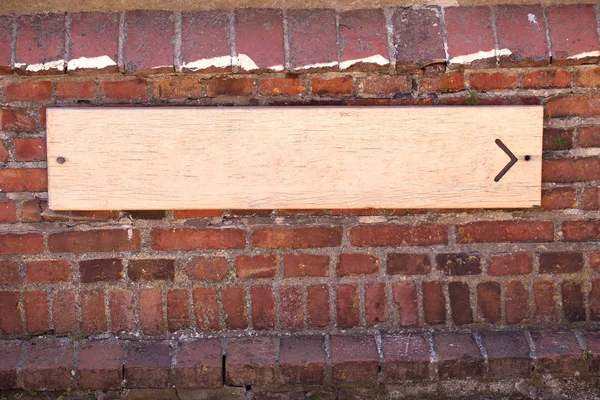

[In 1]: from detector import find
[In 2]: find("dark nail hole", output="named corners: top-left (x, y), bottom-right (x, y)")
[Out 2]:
top-left (524, 155), bottom-right (531, 161)
top-left (56, 157), bottom-right (66, 164)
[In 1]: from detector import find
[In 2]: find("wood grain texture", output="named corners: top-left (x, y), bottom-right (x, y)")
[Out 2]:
top-left (46, 106), bottom-right (543, 210)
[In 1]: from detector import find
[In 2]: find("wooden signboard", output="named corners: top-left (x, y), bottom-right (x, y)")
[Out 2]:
top-left (46, 107), bottom-right (542, 210)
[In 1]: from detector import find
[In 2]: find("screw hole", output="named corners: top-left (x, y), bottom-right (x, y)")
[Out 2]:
top-left (524, 155), bottom-right (531, 161)
top-left (56, 157), bottom-right (66, 164)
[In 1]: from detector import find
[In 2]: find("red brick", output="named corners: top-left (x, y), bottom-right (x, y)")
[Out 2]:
top-left (336, 283), bottom-right (359, 329)
top-left (435, 333), bottom-right (484, 379)
top-left (109, 289), bottom-right (134, 332)
top-left (311, 77), bottom-right (355, 96)
top-left (284, 254), bottom-right (329, 277)
top-left (139, 288), bottom-right (165, 335)
top-left (489, 252), bottom-right (533, 276)
top-left (445, 7), bottom-right (495, 69)
top-left (562, 220), bottom-right (600, 241)
top-left (423, 281), bottom-right (445, 325)
top-left (152, 228), bottom-right (245, 250)
top-left (102, 79), bottom-right (148, 100)
top-left (185, 256), bottom-right (228, 281)
top-left (0, 342), bottom-right (21, 389)
top-left (251, 285), bottom-right (275, 329)
top-left (470, 71), bottom-right (518, 90)
top-left (541, 187), bottom-right (576, 210)
top-left (206, 77), bottom-right (253, 97)
top-left (505, 280), bottom-right (530, 324)
top-left (0, 141), bottom-right (7, 163)
top-left (419, 72), bottom-right (464, 92)
top-left (279, 286), bottom-right (303, 330)
top-left (252, 226), bottom-right (341, 249)
top-left (534, 280), bottom-right (557, 323)
top-left (382, 334), bottom-right (430, 382)
top-left (25, 260), bottom-right (71, 283)
top-left (547, 5), bottom-right (600, 65)
top-left (331, 336), bottom-right (379, 383)
top-left (577, 68), bottom-right (600, 88)
top-left (14, 138), bottom-right (46, 161)
top-left (590, 279), bottom-right (600, 321)
top-left (350, 224), bottom-right (447, 247)
top-left (77, 341), bottom-right (124, 389)
top-left (562, 281), bottom-right (585, 322)
top-left (222, 286), bottom-right (247, 329)
top-left (365, 282), bottom-right (388, 326)
top-left (592, 253), bottom-right (600, 272)
top-left (387, 253), bottom-right (431, 275)
top-left (173, 209), bottom-right (222, 218)
top-left (181, 11), bottom-right (230, 72)
top-left (5, 81), bottom-right (53, 101)
top-left (363, 75), bottom-right (411, 95)
top-left (258, 78), bottom-right (306, 96)
top-left (81, 290), bottom-right (107, 334)
top-left (532, 331), bottom-right (584, 375)
top-left (125, 342), bottom-right (172, 388)
top-left (449, 282), bottom-right (473, 325)
top-left (482, 331), bottom-right (532, 379)
top-left (546, 95), bottom-right (600, 118)
top-left (193, 288), bottom-right (220, 331)
top-left (457, 221), bottom-right (553, 243)
top-left (307, 285), bottom-right (330, 328)
top-left (0, 233), bottom-right (44, 255)
top-left (175, 340), bottom-right (222, 388)
top-left (236, 254), bottom-right (277, 279)
top-left (339, 9), bottom-right (389, 71)
top-left (20, 199), bottom-right (43, 223)
top-left (280, 336), bottom-right (326, 384)
top-left (54, 80), bottom-right (94, 99)
top-left (437, 252), bottom-right (481, 275)
top-left (0, 201), bottom-right (16, 223)
top-left (15, 14), bottom-right (65, 74)
top-left (226, 337), bottom-right (276, 385)
top-left (128, 259), bottom-right (175, 282)
top-left (0, 261), bottom-right (20, 284)
top-left (0, 16), bottom-right (11, 73)
top-left (235, 9), bottom-right (283, 72)
top-left (0, 109), bottom-right (36, 131)
top-left (392, 8), bottom-right (444, 71)
top-left (124, 11), bottom-right (174, 73)
top-left (496, 5), bottom-right (549, 67)
top-left (68, 12), bottom-right (119, 73)
top-left (0, 168), bottom-right (48, 192)
top-left (583, 331), bottom-right (600, 372)
top-left (585, 188), bottom-right (600, 210)
top-left (545, 157), bottom-right (600, 182)
top-left (392, 281), bottom-right (418, 327)
top-left (523, 69), bottom-right (571, 88)
top-left (79, 258), bottom-right (123, 283)
top-left (287, 9), bottom-right (337, 72)
top-left (580, 127), bottom-right (600, 148)
top-left (20, 339), bottom-right (74, 390)
top-left (166, 289), bottom-right (190, 332)
top-left (0, 291), bottom-right (22, 334)
top-left (477, 282), bottom-right (501, 324)
top-left (49, 229), bottom-right (141, 253)
top-left (539, 252), bottom-right (583, 274)
top-left (154, 76), bottom-right (202, 99)
top-left (52, 289), bottom-right (78, 334)
top-left (24, 290), bottom-right (49, 334)
top-left (337, 253), bottom-right (379, 276)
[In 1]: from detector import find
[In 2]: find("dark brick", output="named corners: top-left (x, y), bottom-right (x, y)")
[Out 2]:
top-left (387, 253), bottom-right (431, 275)
top-left (79, 258), bottom-right (123, 283)
top-left (582, 331), bottom-right (600, 373)
top-left (445, 7), bottom-right (495, 69)
top-left (307, 285), bottom-right (330, 328)
top-left (20, 339), bottom-right (74, 390)
top-left (478, 282), bottom-right (501, 324)
top-left (128, 259), bottom-right (175, 281)
top-left (534, 280), bottom-right (557, 323)
top-left (382, 334), bottom-right (430, 381)
top-left (124, 11), bottom-right (174, 73)
top-left (505, 280), bottom-right (530, 324)
top-left (365, 283), bottom-right (388, 326)
top-left (0, 341), bottom-right (21, 389)
top-left (331, 336), bottom-right (379, 384)
top-left (562, 220), bottom-right (600, 241)
top-left (125, 342), bottom-right (172, 388)
top-left (496, 6), bottom-right (549, 67)
top-left (481, 331), bottom-right (532, 379)
top-left (531, 331), bottom-right (585, 376)
top-left (392, 8), bottom-right (444, 71)
top-left (0, 291), bottom-right (22, 334)
top-left (392, 282), bottom-right (419, 327)
top-left (423, 281), bottom-right (445, 325)
top-left (449, 282), bottom-right (473, 325)
top-left (175, 340), bottom-right (222, 389)
top-left (561, 281), bottom-right (585, 322)
top-left (539, 252), bottom-right (583, 274)
top-left (437, 253), bottom-right (481, 275)
top-left (226, 337), bottom-right (276, 386)
top-left (434, 333), bottom-right (484, 379)
top-left (77, 341), bottom-right (125, 389)
top-left (287, 9), bottom-right (337, 72)
top-left (280, 336), bottom-right (326, 384)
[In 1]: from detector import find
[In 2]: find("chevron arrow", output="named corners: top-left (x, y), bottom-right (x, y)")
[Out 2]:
top-left (494, 139), bottom-right (518, 182)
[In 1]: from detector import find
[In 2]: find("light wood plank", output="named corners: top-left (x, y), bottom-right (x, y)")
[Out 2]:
top-left (46, 106), bottom-right (543, 210)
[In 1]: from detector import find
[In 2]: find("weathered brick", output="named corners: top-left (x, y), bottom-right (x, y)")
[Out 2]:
top-left (544, 157), bottom-right (600, 183)
top-left (20, 339), bottom-right (74, 390)
top-left (0, 169), bottom-right (48, 192)
top-left (423, 281), bottom-right (445, 325)
top-left (350, 224), bottom-right (447, 247)
top-left (252, 226), bottom-right (342, 249)
top-left (279, 285), bottom-right (303, 330)
top-left (419, 72), bottom-right (464, 92)
top-left (109, 289), bottom-right (135, 332)
top-left (166, 289), bottom-right (190, 332)
top-left (482, 331), bottom-right (532, 379)
top-left (546, 95), bottom-right (600, 118)
top-left (181, 11), bottom-right (231, 73)
top-left (125, 342), bottom-right (172, 388)
top-left (24, 290), bottom-right (50, 334)
top-left (20, 199), bottom-right (44, 223)
top-left (337, 253), bottom-right (379, 276)
top-left (496, 5), bottom-right (549, 67)
top-left (547, 5), bottom-right (600, 65)
top-left (539, 252), bottom-right (583, 274)
top-left (192, 288), bottom-right (220, 331)
top-left (541, 187), bottom-right (577, 209)
top-left (505, 280), bottom-right (529, 324)
top-left (128, 259), bottom-right (175, 282)
top-left (489, 252), bottom-right (533, 276)
top-left (0, 291), bottom-right (22, 334)
top-left (592, 253), bottom-right (600, 272)
top-left (185, 256), bottom-right (229, 281)
top-left (139, 288), bottom-right (165, 335)
top-left (52, 289), bottom-right (78, 334)
top-left (365, 283), bottom-right (388, 326)
top-left (0, 342), bottom-right (21, 389)
top-left (457, 221), bottom-right (554, 243)
top-left (435, 333), bottom-right (484, 379)
top-left (15, 14), bottom-right (65, 74)
top-left (77, 341), bottom-right (125, 389)
top-left (445, 7), bottom-right (495, 69)
top-left (280, 336), bottom-right (326, 384)
top-left (339, 9), bottom-right (389, 71)
top-left (236, 9), bottom-right (284, 72)
top-left (222, 286), bottom-right (247, 329)
top-left (392, 281), bottom-right (418, 327)
top-left (580, 127), bottom-right (600, 148)
top-left (387, 253), bottom-right (431, 275)
top-left (49, 229), bottom-right (141, 253)
top-left (68, 12), bottom-right (119, 73)
top-left (336, 284), bottom-right (359, 329)
top-left (0, 109), bottom-right (36, 131)
top-left (544, 127), bottom-right (574, 151)
top-left (531, 331), bottom-right (585, 375)
top-left (478, 282), bottom-right (501, 324)
top-left (154, 76), bottom-right (202, 99)
top-left (152, 228), bottom-right (245, 251)
top-left (236, 254), bottom-right (277, 279)
top-left (392, 8), bottom-right (444, 71)
top-left (79, 258), bottom-right (123, 283)
top-left (251, 286), bottom-right (275, 330)
top-left (331, 336), bottom-right (378, 383)
top-left (0, 201), bottom-right (15, 224)
top-left (562, 220), bottom-right (600, 241)
top-left (0, 261), bottom-right (20, 284)
top-left (437, 253), bottom-right (481, 275)
top-left (523, 69), bottom-right (571, 88)
top-left (5, 81), bottom-right (54, 101)
top-left (562, 281), bottom-right (585, 322)
top-left (258, 78), bottom-right (306, 96)
top-left (307, 285), bottom-right (330, 328)
top-left (311, 76), bottom-right (355, 96)
top-left (226, 337), bottom-right (276, 385)
top-left (469, 71), bottom-right (518, 90)
top-left (0, 233), bottom-right (44, 255)
top-left (81, 290), bottom-right (107, 334)
top-left (383, 334), bottom-right (430, 381)
top-left (124, 11), bottom-right (174, 73)
top-left (14, 137), bottom-right (47, 161)
top-left (576, 68), bottom-right (600, 88)
top-left (102, 79), bottom-right (148, 100)
top-left (284, 254), bottom-right (329, 277)
top-left (173, 209), bottom-right (222, 218)
top-left (287, 9), bottom-right (337, 71)
top-left (25, 260), bottom-right (71, 283)
top-left (175, 340), bottom-right (222, 388)
top-left (583, 331), bottom-right (600, 372)
top-left (449, 281), bottom-right (473, 325)
top-left (0, 16), bottom-right (11, 73)
top-left (363, 75), bottom-right (411, 95)
top-left (534, 280), bottom-right (557, 323)
top-left (0, 142), bottom-right (7, 164)
top-left (206, 77), bottom-right (253, 97)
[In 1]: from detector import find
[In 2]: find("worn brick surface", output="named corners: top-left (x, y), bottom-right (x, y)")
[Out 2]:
top-left (505, 281), bottom-right (529, 324)
top-left (129, 259), bottom-right (175, 282)
top-left (337, 253), bottom-right (379, 276)
top-left (236, 9), bottom-right (284, 72)
top-left (152, 228), bottom-right (245, 250)
top-left (445, 7), bottom-right (496, 69)
top-left (339, 9), bottom-right (389, 71)
top-left (176, 340), bottom-right (222, 388)
top-left (457, 221), bottom-right (554, 243)
top-left (449, 282), bottom-right (473, 325)
top-left (539, 252), bottom-right (583, 274)
top-left (251, 286), bottom-right (275, 329)
top-left (393, 282), bottom-right (419, 326)
top-left (387, 253), bottom-right (431, 275)
top-left (331, 336), bottom-right (379, 384)
top-left (496, 6), bottom-right (549, 67)
top-left (392, 8), bottom-right (444, 71)
top-left (52, 289), bottom-right (78, 334)
top-left (287, 9), bottom-right (337, 72)
top-left (534, 280), bottom-right (557, 323)
top-left (0, 233), bottom-right (44, 255)
top-left (280, 336), bottom-right (326, 384)
top-left (0, 341), bottom-right (21, 389)
top-left (20, 339), bottom-right (74, 390)
top-left (124, 11), bottom-right (174, 73)
top-left (382, 334), bottom-right (430, 381)
top-left (561, 281), bottom-right (585, 322)
top-left (236, 254), bottom-right (277, 278)
top-left (125, 342), bottom-right (172, 388)
top-left (350, 224), bottom-right (447, 247)
top-left (279, 286), bottom-right (304, 330)
top-left (547, 5), bottom-right (600, 65)
top-left (25, 260), bottom-right (71, 283)
top-left (437, 253), bottom-right (481, 275)
top-left (15, 14), bottom-right (65, 74)
top-left (14, 137), bottom-right (47, 161)
top-left (531, 331), bottom-right (585, 376)
top-left (110, 289), bottom-right (135, 332)
top-left (167, 289), bottom-right (190, 332)
top-left (49, 229), bottom-right (141, 253)
top-left (489, 252), bottom-right (533, 276)
top-left (307, 285), bottom-right (330, 328)
top-left (222, 286), bottom-right (247, 329)
top-left (478, 282), bottom-right (502, 324)
top-left (79, 258), bottom-right (123, 283)
top-left (193, 288), bottom-right (220, 331)
top-left (482, 331), bottom-right (532, 379)
top-left (0, 16), bottom-right (11, 73)
top-left (284, 254), bottom-right (329, 277)
top-left (0, 169), bottom-right (48, 193)
top-left (81, 290), bottom-right (107, 334)
top-left (182, 11), bottom-right (231, 73)
top-left (139, 288), bottom-right (165, 335)
top-left (24, 290), bottom-right (50, 334)
top-left (423, 281), bottom-right (445, 325)
top-left (226, 337), bottom-right (276, 386)
top-left (0, 262), bottom-right (20, 284)
top-left (434, 333), bottom-right (484, 379)
top-left (77, 341), bottom-right (125, 389)
top-left (68, 12), bottom-right (119, 73)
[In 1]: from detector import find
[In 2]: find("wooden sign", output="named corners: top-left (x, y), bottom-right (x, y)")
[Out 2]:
top-left (46, 107), bottom-right (542, 210)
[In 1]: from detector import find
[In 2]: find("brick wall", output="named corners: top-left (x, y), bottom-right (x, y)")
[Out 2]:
top-left (1, 5), bottom-right (600, 340)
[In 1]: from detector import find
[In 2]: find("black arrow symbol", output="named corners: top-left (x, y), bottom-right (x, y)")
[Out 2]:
top-left (494, 139), bottom-right (518, 182)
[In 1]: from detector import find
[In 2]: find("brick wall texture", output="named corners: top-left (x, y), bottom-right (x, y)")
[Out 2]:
top-left (1, 5), bottom-right (600, 344)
